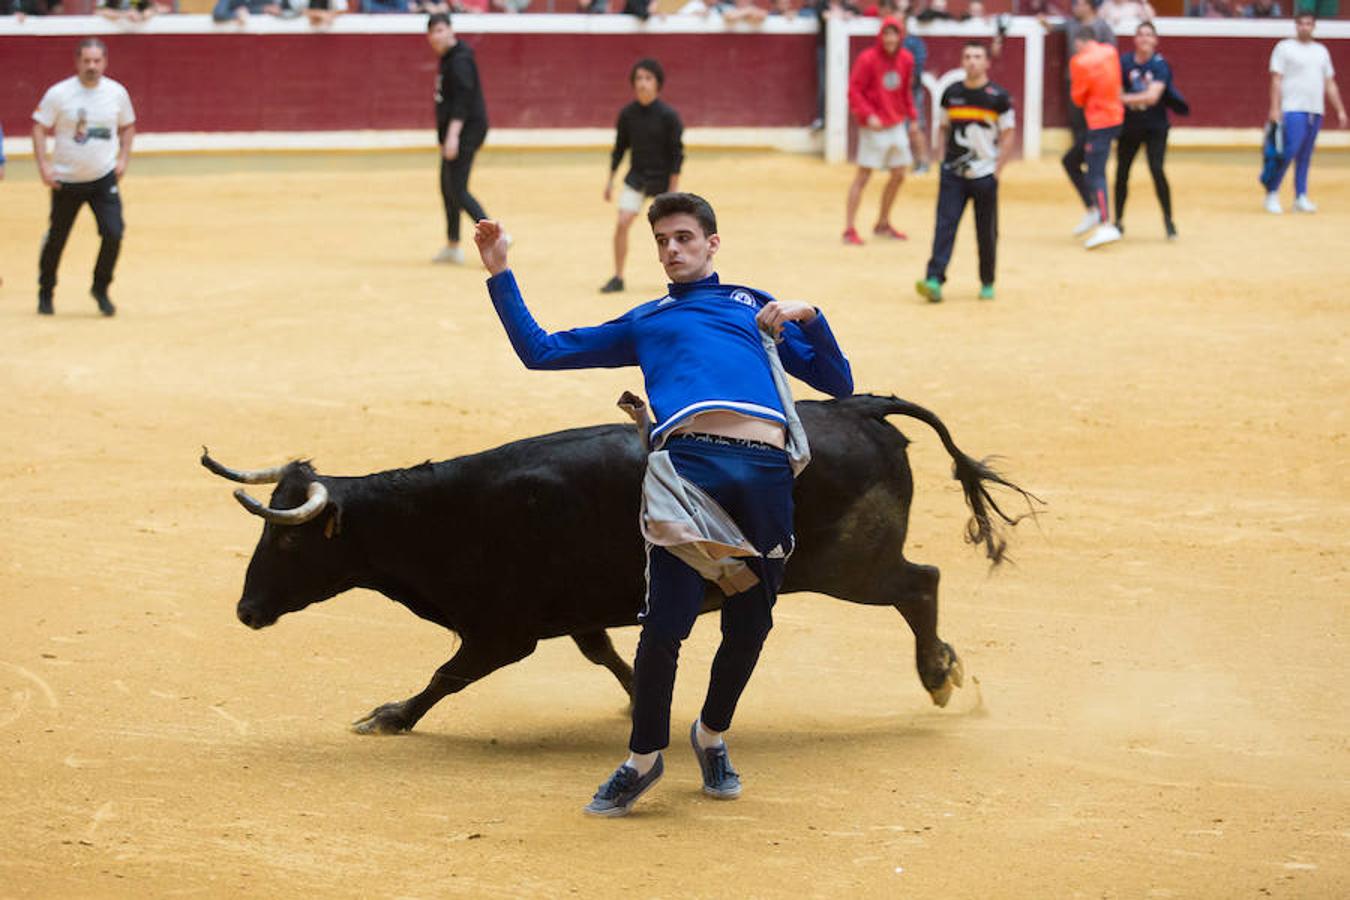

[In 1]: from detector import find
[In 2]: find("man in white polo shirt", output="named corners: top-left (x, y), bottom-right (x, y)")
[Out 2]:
top-left (1264, 12), bottom-right (1347, 215)
top-left (32, 37), bottom-right (136, 317)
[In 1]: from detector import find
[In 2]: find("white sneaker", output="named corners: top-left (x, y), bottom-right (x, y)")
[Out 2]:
top-left (1264, 193), bottom-right (1283, 215)
top-left (432, 245), bottom-right (465, 265)
top-left (1072, 209), bottom-right (1101, 236)
top-left (1293, 194), bottom-right (1317, 213)
top-left (1084, 223), bottom-right (1122, 250)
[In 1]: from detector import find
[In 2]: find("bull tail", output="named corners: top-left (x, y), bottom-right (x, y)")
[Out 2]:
top-left (857, 395), bottom-right (1042, 566)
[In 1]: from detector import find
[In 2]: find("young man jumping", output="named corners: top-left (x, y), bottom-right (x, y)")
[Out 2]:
top-left (475, 194), bottom-right (853, 816)
top-left (601, 58), bottom-right (684, 294)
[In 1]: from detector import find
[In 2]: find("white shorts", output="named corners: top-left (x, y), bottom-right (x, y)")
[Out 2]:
top-left (618, 184), bottom-right (648, 214)
top-left (856, 123), bottom-right (913, 171)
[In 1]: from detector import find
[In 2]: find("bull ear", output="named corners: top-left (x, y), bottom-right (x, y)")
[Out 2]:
top-left (323, 505), bottom-right (343, 539)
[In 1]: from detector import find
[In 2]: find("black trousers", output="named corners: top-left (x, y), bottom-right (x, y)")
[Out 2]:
top-left (38, 171), bottom-right (124, 295)
top-left (1061, 105), bottom-right (1094, 210)
top-left (629, 437), bottom-right (794, 754)
top-left (1114, 126), bottom-right (1173, 226)
top-left (925, 170), bottom-right (998, 287)
top-left (439, 134), bottom-right (488, 243)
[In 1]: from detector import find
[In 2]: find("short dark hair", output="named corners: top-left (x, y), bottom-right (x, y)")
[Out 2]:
top-left (1294, 10), bottom-right (1315, 20)
top-left (963, 40), bottom-right (989, 55)
top-left (630, 57), bottom-right (665, 90)
top-left (1136, 20), bottom-right (1157, 35)
top-left (648, 192), bottom-right (718, 237)
top-left (76, 37), bottom-right (107, 57)
top-left (427, 12), bottom-right (451, 30)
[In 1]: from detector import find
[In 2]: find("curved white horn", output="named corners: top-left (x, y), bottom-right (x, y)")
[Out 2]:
top-left (232, 482), bottom-right (329, 526)
top-left (201, 447), bottom-right (289, 485)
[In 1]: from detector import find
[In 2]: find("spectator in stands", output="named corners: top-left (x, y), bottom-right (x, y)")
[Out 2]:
top-left (491, 0), bottom-right (531, 11)
top-left (1244, 0), bottom-right (1281, 15)
top-left (624, 0), bottom-right (658, 18)
top-left (1, 0), bottom-right (60, 15)
top-left (213, 0), bottom-right (284, 22)
top-left (769, 0), bottom-right (814, 16)
top-left (962, 0), bottom-right (987, 20)
top-left (364, 0), bottom-right (411, 12)
top-left (843, 16), bottom-right (921, 245)
top-left (1187, 0), bottom-right (1239, 15)
top-left (411, 0), bottom-right (450, 12)
top-left (452, 0), bottom-right (488, 11)
top-left (1098, 0), bottom-right (1155, 29)
top-left (577, 0), bottom-right (608, 12)
top-left (724, 0), bottom-right (769, 23)
top-left (99, 0), bottom-right (164, 23)
top-left (915, 0), bottom-right (953, 21)
top-left (1023, 0), bottom-right (1064, 16)
top-left (296, 0), bottom-right (347, 26)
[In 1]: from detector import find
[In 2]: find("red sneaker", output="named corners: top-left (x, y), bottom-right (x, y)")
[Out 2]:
top-left (842, 227), bottom-right (864, 246)
top-left (873, 223), bottom-right (908, 240)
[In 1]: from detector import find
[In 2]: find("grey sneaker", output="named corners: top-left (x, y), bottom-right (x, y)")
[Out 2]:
top-left (583, 755), bottom-right (663, 817)
top-left (689, 721), bottom-right (741, 799)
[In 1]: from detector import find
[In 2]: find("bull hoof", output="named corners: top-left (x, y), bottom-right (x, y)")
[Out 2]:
top-left (925, 645), bottom-right (965, 708)
top-left (351, 702), bottom-right (414, 735)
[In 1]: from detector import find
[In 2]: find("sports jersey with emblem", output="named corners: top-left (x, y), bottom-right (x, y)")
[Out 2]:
top-left (487, 271), bottom-right (853, 444)
top-left (1121, 51), bottom-right (1174, 131)
top-left (939, 80), bottom-right (1015, 179)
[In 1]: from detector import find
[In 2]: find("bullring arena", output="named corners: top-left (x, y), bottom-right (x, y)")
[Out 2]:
top-left (2, 10), bottom-right (1349, 900)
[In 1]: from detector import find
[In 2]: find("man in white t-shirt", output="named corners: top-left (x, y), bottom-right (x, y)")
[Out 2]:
top-left (1264, 12), bottom-right (1346, 215)
top-left (31, 37), bottom-right (136, 316)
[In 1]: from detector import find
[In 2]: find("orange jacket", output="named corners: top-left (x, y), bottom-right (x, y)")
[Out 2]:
top-left (1070, 41), bottom-right (1124, 130)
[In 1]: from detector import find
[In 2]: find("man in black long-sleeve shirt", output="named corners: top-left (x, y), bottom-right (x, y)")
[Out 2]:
top-left (600, 58), bottom-right (684, 294)
top-left (428, 13), bottom-right (491, 265)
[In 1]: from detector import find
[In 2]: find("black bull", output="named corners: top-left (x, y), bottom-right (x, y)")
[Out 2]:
top-left (202, 394), bottom-right (1034, 735)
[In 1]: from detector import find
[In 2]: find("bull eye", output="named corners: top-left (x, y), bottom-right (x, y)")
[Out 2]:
top-left (278, 531), bottom-right (300, 551)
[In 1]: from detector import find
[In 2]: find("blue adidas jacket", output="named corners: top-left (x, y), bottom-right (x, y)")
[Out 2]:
top-left (487, 270), bottom-right (854, 444)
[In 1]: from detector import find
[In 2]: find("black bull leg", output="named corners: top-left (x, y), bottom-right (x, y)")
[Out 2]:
top-left (351, 634), bottom-right (539, 735)
top-left (571, 629), bottom-right (635, 697)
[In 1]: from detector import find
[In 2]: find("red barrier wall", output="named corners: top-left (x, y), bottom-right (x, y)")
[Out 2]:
top-left (0, 31), bottom-right (818, 137)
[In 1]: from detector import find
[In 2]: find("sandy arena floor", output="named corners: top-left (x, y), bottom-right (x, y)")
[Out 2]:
top-left (0, 149), bottom-right (1346, 898)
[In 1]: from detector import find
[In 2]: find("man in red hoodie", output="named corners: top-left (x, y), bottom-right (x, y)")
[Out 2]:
top-left (844, 16), bottom-right (921, 245)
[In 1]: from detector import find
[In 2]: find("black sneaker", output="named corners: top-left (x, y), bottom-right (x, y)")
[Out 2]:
top-left (583, 755), bottom-right (663, 817)
top-left (91, 288), bottom-right (116, 317)
top-left (599, 276), bottom-right (624, 294)
top-left (689, 721), bottom-right (741, 799)
top-left (1165, 220), bottom-right (1178, 240)
top-left (38, 292), bottom-right (54, 316)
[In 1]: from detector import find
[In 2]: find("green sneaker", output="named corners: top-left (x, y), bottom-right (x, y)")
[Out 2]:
top-left (914, 278), bottom-right (942, 303)
top-left (978, 284), bottom-right (995, 301)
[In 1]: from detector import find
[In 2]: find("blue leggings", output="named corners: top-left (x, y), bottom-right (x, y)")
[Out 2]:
top-left (1270, 111), bottom-right (1323, 197)
top-left (1084, 126), bottom-right (1120, 223)
top-left (629, 436), bottom-right (795, 754)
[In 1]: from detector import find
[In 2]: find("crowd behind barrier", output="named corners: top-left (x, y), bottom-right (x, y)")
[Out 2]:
top-left (1, 10), bottom-right (1347, 159)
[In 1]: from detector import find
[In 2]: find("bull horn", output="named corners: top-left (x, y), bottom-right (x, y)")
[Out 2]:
top-left (200, 446), bottom-right (289, 484)
top-left (232, 482), bottom-right (329, 525)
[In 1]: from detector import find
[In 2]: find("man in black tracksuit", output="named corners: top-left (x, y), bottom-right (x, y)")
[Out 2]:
top-left (428, 13), bottom-right (490, 265)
